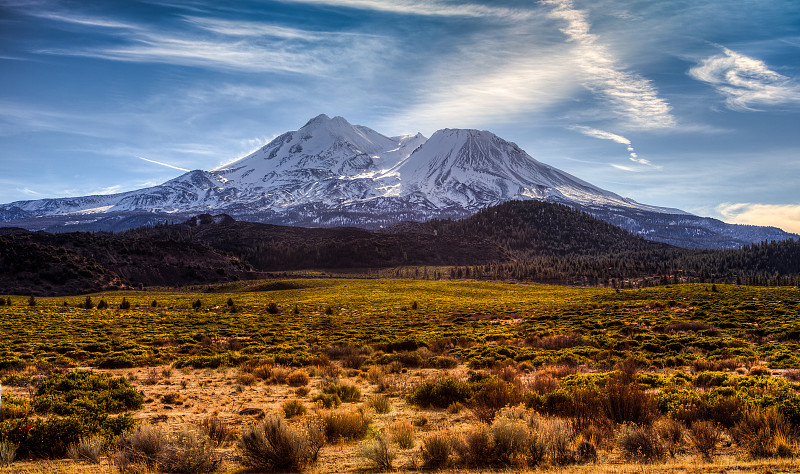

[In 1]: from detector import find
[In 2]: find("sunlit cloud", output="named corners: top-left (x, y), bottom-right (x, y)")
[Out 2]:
top-left (544, 0), bottom-right (675, 129)
top-left (689, 46), bottom-right (800, 111)
top-left (717, 202), bottom-right (800, 234)
top-left (279, 0), bottom-right (535, 19)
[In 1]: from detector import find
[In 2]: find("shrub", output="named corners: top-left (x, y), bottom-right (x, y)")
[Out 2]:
top-left (420, 431), bottom-right (451, 468)
top-left (470, 378), bottom-right (522, 422)
top-left (0, 394), bottom-right (30, 419)
top-left (67, 435), bottom-right (104, 463)
top-left (367, 395), bottom-right (391, 414)
top-left (33, 370), bottom-right (143, 416)
top-left (237, 415), bottom-right (325, 471)
top-left (114, 424), bottom-right (166, 472)
top-left (322, 410), bottom-right (370, 441)
top-left (600, 374), bottom-right (655, 425)
top-left (360, 435), bottom-right (395, 470)
top-left (312, 393), bottom-right (342, 409)
top-left (490, 417), bottom-right (532, 466)
top-left (689, 421), bottom-right (721, 460)
top-left (406, 377), bottom-right (472, 409)
top-left (734, 407), bottom-right (791, 458)
top-left (617, 423), bottom-right (665, 463)
top-left (120, 298), bottom-right (131, 309)
top-left (453, 425), bottom-right (491, 466)
top-left (282, 400), bottom-right (307, 419)
top-left (286, 370), bottom-right (310, 387)
top-left (321, 383), bottom-right (361, 403)
top-left (654, 417), bottom-right (684, 457)
top-left (388, 420), bottom-right (415, 449)
top-left (97, 299), bottom-right (108, 310)
top-left (158, 430), bottom-right (222, 473)
top-left (0, 441), bottom-right (17, 466)
top-left (267, 302), bottom-right (279, 314)
top-left (537, 416), bottom-right (575, 466)
top-left (200, 416), bottom-right (235, 446)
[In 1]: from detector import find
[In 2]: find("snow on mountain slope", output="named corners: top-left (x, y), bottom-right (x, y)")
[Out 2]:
top-left (0, 114), bottom-right (794, 248)
top-left (387, 128), bottom-right (686, 214)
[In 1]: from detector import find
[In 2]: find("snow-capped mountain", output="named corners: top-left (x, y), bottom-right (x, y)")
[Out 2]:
top-left (0, 114), bottom-right (794, 248)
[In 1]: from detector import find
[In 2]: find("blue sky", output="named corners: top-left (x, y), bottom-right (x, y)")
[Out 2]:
top-left (1, 0), bottom-right (799, 232)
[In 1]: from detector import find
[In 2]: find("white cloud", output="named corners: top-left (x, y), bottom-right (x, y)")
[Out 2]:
top-left (544, 0), bottom-right (675, 129)
top-left (572, 125), bottom-right (656, 168)
top-left (138, 157), bottom-right (191, 172)
top-left (31, 11), bottom-right (388, 76)
top-left (278, 0), bottom-right (534, 19)
top-left (717, 202), bottom-right (800, 234)
top-left (572, 126), bottom-right (630, 145)
top-left (689, 46), bottom-right (800, 111)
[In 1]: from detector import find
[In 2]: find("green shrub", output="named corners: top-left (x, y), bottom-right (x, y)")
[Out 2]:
top-left (312, 393), bottom-right (342, 409)
top-left (367, 395), bottom-right (392, 414)
top-left (33, 370), bottom-right (143, 416)
top-left (470, 378), bottom-right (522, 422)
top-left (282, 400), bottom-right (307, 419)
top-left (406, 378), bottom-right (472, 409)
top-left (321, 383), bottom-right (361, 403)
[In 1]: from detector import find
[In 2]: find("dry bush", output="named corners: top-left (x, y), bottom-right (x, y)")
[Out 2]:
top-left (367, 365), bottom-right (386, 385)
top-left (666, 321), bottom-right (714, 333)
top-left (537, 416), bottom-right (576, 466)
top-left (689, 421), bottom-right (722, 459)
top-left (360, 435), bottom-right (395, 471)
top-left (270, 366), bottom-right (290, 384)
top-left (527, 372), bottom-right (560, 394)
top-left (282, 399), bottom-right (307, 419)
top-left (388, 420), bottom-right (415, 449)
top-left (617, 423), bottom-right (665, 463)
top-left (251, 363), bottom-right (274, 380)
top-left (538, 363), bottom-right (578, 379)
top-left (323, 409), bottom-right (370, 441)
top-left (734, 407), bottom-right (792, 458)
top-left (748, 366), bottom-right (772, 376)
top-left (236, 372), bottom-right (257, 386)
top-left (490, 417), bottom-right (535, 466)
top-left (114, 425), bottom-right (166, 472)
top-left (200, 416), bottom-right (236, 446)
top-left (161, 392), bottom-right (183, 405)
top-left (420, 431), bottom-right (452, 468)
top-left (494, 365), bottom-right (522, 387)
top-left (525, 332), bottom-right (584, 350)
top-left (286, 370), bottom-right (310, 387)
top-left (654, 417), bottom-right (685, 457)
top-left (158, 430), bottom-right (221, 473)
top-left (67, 436), bottom-right (104, 464)
top-left (574, 433), bottom-right (598, 464)
top-left (453, 425), bottom-right (492, 466)
top-left (142, 368), bottom-right (160, 386)
top-left (295, 386), bottom-right (310, 397)
top-left (471, 378), bottom-right (523, 423)
top-left (237, 415), bottom-right (325, 471)
top-left (0, 442), bottom-right (17, 466)
top-left (600, 374), bottom-right (656, 425)
top-left (367, 395), bottom-right (391, 414)
top-left (447, 401), bottom-right (465, 414)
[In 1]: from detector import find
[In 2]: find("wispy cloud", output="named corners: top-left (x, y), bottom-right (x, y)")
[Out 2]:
top-left (279, 0), bottom-right (534, 19)
top-left (689, 46), bottom-right (800, 111)
top-left (138, 156), bottom-right (191, 172)
top-left (572, 125), bottom-right (656, 169)
top-left (717, 202), bottom-right (800, 234)
top-left (544, 0), bottom-right (675, 130)
top-left (28, 9), bottom-right (387, 76)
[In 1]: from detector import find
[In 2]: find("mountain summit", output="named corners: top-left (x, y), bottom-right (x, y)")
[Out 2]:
top-left (0, 115), bottom-right (794, 248)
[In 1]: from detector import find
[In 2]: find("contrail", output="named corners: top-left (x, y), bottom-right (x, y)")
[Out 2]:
top-left (138, 156), bottom-right (190, 172)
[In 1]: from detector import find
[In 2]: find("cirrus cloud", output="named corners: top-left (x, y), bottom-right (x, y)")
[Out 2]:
top-left (689, 46), bottom-right (800, 111)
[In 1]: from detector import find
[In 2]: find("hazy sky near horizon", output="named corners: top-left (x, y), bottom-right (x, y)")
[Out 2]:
top-left (1, 0), bottom-right (799, 232)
